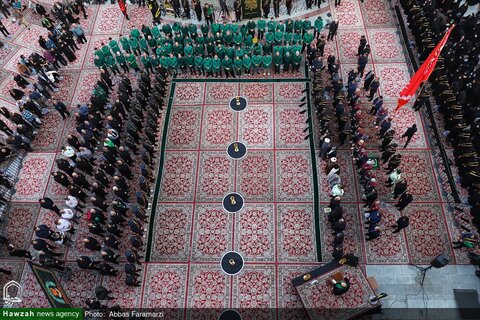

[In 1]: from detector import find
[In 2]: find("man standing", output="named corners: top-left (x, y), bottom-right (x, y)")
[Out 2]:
top-left (391, 216), bottom-right (409, 233)
top-left (52, 99), bottom-right (71, 120)
top-left (357, 53), bottom-right (368, 77)
top-left (327, 20), bottom-right (339, 41)
top-left (401, 124), bottom-right (417, 148)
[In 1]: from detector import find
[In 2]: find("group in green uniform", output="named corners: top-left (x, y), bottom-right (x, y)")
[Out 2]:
top-left (93, 16), bottom-right (325, 78)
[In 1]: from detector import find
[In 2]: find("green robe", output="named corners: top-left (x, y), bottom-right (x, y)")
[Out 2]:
top-left (120, 37), bottom-right (131, 52)
top-left (130, 28), bottom-right (141, 38)
top-left (162, 24), bottom-right (172, 35)
top-left (129, 37), bottom-right (139, 50)
top-left (203, 57), bottom-right (212, 71)
top-left (262, 55), bottom-right (272, 68)
top-left (303, 20), bottom-right (312, 31)
top-left (314, 17), bottom-right (324, 32)
top-left (243, 55), bottom-right (252, 69)
top-left (212, 58), bottom-right (221, 71)
top-left (234, 58), bottom-right (243, 72)
top-left (252, 54), bottom-right (262, 67)
top-left (126, 54), bottom-right (138, 68)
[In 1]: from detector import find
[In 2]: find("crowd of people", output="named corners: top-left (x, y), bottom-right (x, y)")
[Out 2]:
top-left (308, 32), bottom-right (418, 262)
top-left (93, 16), bottom-right (326, 77)
top-left (401, 0), bottom-right (479, 264)
top-left (35, 68), bottom-right (167, 307)
top-left (0, 0), bottom-right (88, 220)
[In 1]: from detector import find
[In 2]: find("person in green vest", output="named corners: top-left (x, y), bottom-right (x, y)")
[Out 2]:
top-left (200, 24), bottom-right (209, 37)
top-left (267, 18), bottom-right (277, 32)
top-left (139, 36), bottom-right (149, 54)
top-left (224, 30), bottom-right (234, 46)
top-left (253, 42), bottom-right (262, 55)
top-left (233, 32), bottom-right (243, 47)
top-left (146, 37), bottom-right (156, 53)
top-left (186, 54), bottom-right (195, 74)
top-left (212, 54), bottom-right (222, 77)
top-left (216, 44), bottom-right (226, 59)
top-left (126, 53), bottom-right (140, 73)
top-left (188, 24), bottom-right (197, 39)
top-left (130, 28), bottom-right (141, 39)
top-left (150, 54), bottom-right (159, 69)
top-left (284, 32), bottom-right (293, 45)
top-left (129, 35), bottom-right (141, 56)
top-left (164, 42), bottom-right (173, 55)
top-left (276, 22), bottom-right (285, 32)
top-left (196, 34), bottom-right (205, 47)
top-left (273, 45), bottom-right (283, 56)
top-left (252, 53), bottom-right (262, 75)
top-left (206, 41), bottom-right (216, 57)
top-left (181, 24), bottom-right (189, 37)
top-left (233, 56), bottom-right (243, 76)
top-left (178, 54), bottom-right (187, 74)
top-left (195, 55), bottom-right (204, 75)
top-left (194, 43), bottom-right (204, 56)
top-left (229, 23), bottom-right (239, 34)
top-left (115, 51), bottom-right (129, 73)
top-left (294, 19), bottom-right (303, 34)
top-left (293, 31), bottom-right (302, 45)
top-left (246, 20), bottom-right (256, 36)
top-left (243, 54), bottom-right (252, 75)
top-left (292, 42), bottom-right (302, 55)
top-left (263, 41), bottom-right (272, 55)
top-left (203, 56), bottom-right (213, 77)
top-left (285, 18), bottom-right (294, 33)
top-left (162, 23), bottom-right (172, 37)
top-left (174, 32), bottom-right (183, 44)
top-left (206, 32), bottom-right (215, 45)
top-left (302, 30), bottom-right (314, 53)
top-left (93, 85), bottom-right (107, 102)
top-left (240, 24), bottom-right (247, 37)
top-left (257, 19), bottom-right (266, 40)
top-left (141, 24), bottom-right (152, 37)
top-left (172, 22), bottom-right (181, 34)
top-left (119, 35), bottom-right (132, 54)
top-left (168, 53), bottom-right (178, 75)
top-left (212, 22), bottom-right (221, 35)
top-left (265, 31), bottom-right (274, 47)
top-left (105, 55), bottom-right (120, 75)
top-left (184, 43), bottom-right (194, 56)
top-left (100, 44), bottom-right (113, 59)
top-left (156, 46), bottom-right (166, 58)
top-left (244, 33), bottom-right (253, 47)
top-left (93, 55), bottom-right (105, 69)
top-left (214, 32), bottom-right (223, 45)
top-left (173, 42), bottom-right (184, 56)
top-left (222, 55), bottom-right (234, 78)
top-left (262, 54), bottom-right (272, 76)
top-left (292, 50), bottom-right (302, 72)
top-left (226, 46), bottom-right (235, 59)
top-left (184, 35), bottom-right (194, 47)
top-left (141, 53), bottom-right (154, 74)
top-left (314, 16), bottom-right (324, 39)
top-left (158, 55), bottom-right (170, 74)
top-left (220, 21), bottom-right (229, 34)
top-left (274, 29), bottom-right (283, 45)
top-left (108, 38), bottom-right (121, 54)
top-left (283, 51), bottom-right (293, 73)
top-left (273, 51), bottom-right (282, 74)
top-left (234, 46), bottom-right (244, 59)
top-left (151, 25), bottom-right (161, 39)
top-left (302, 18), bottom-right (312, 35)
top-left (244, 45), bottom-right (252, 57)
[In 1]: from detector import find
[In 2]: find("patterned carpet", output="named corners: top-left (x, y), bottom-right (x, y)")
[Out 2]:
top-left (0, 0), bottom-right (469, 313)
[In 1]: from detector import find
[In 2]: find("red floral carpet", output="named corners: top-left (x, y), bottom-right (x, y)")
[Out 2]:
top-left (0, 0), bottom-right (466, 313)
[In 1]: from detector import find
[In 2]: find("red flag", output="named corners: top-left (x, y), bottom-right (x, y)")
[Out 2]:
top-left (395, 24), bottom-right (455, 111)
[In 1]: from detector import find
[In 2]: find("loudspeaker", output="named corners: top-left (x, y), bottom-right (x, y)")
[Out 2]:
top-left (430, 253), bottom-right (450, 268)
